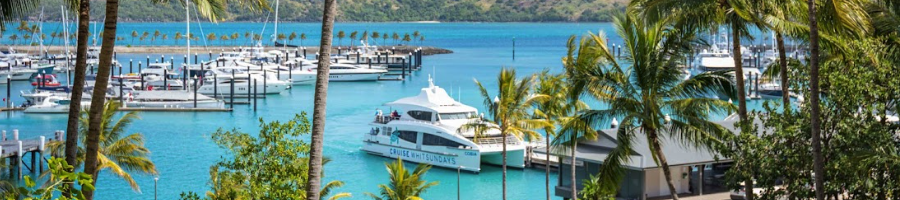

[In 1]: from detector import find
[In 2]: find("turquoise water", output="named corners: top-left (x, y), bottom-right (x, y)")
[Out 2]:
top-left (2, 22), bottom-right (778, 200)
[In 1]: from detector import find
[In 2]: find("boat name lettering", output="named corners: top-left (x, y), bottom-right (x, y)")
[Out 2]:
top-left (389, 148), bottom-right (456, 165)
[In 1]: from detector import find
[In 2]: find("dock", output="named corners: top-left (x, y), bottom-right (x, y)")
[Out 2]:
top-left (0, 107), bottom-right (25, 112)
top-left (0, 129), bottom-right (55, 180)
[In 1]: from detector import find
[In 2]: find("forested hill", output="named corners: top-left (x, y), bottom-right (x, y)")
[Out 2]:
top-left (26, 0), bottom-right (626, 22)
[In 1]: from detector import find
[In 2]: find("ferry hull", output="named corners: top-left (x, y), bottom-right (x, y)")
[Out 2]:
top-left (198, 82), bottom-right (288, 96)
top-left (481, 148), bottom-right (526, 168)
top-left (361, 140), bottom-right (482, 172)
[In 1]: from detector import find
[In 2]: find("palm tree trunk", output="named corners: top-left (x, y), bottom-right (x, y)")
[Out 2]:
top-left (83, 0), bottom-right (121, 198)
top-left (65, 0), bottom-right (90, 195)
top-left (305, 0), bottom-right (337, 199)
top-left (731, 24), bottom-right (754, 200)
top-left (807, 0), bottom-right (824, 199)
top-left (502, 130), bottom-right (507, 200)
top-left (776, 32), bottom-right (789, 112)
top-left (570, 139), bottom-right (578, 200)
top-left (545, 130), bottom-right (551, 200)
top-left (649, 129), bottom-right (679, 200)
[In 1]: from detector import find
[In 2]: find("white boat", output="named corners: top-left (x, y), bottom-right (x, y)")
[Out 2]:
top-left (198, 67), bottom-right (288, 96)
top-left (124, 90), bottom-right (224, 108)
top-left (361, 77), bottom-right (526, 172)
top-left (24, 95), bottom-right (88, 113)
top-left (308, 63), bottom-right (386, 82)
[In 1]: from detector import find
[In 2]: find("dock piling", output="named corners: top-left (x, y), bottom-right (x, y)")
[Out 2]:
top-left (263, 69), bottom-right (267, 94)
top-left (39, 136), bottom-right (44, 173)
top-left (193, 76), bottom-right (198, 108)
top-left (130, 59), bottom-right (133, 74)
top-left (213, 73), bottom-right (218, 98)
top-left (229, 70), bottom-right (235, 109)
top-left (17, 141), bottom-right (22, 180)
top-left (253, 80), bottom-right (258, 111)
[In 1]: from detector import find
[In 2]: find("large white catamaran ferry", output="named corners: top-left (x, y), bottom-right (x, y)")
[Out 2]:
top-left (361, 77), bottom-right (526, 172)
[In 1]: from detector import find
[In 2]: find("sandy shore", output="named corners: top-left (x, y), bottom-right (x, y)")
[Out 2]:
top-left (8, 45), bottom-right (453, 56)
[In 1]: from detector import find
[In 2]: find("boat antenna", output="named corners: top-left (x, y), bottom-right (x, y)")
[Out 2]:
top-left (427, 74), bottom-right (434, 89)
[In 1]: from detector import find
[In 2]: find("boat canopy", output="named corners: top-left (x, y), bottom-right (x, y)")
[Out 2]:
top-left (384, 77), bottom-right (477, 114)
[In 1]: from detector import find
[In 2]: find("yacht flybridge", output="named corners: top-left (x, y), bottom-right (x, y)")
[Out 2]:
top-left (361, 77), bottom-right (526, 172)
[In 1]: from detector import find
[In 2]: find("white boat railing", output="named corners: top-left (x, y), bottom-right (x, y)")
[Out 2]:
top-left (474, 136), bottom-right (520, 147)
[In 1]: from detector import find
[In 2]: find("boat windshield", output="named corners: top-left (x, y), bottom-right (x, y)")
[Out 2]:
top-left (439, 112), bottom-right (474, 120)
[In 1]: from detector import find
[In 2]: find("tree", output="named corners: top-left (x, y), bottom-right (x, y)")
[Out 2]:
top-left (13, 157), bottom-right (94, 200)
top-left (563, 14), bottom-right (736, 200)
top-left (361, 31), bottom-right (368, 44)
top-left (207, 33), bottom-right (217, 44)
top-left (349, 31), bottom-right (357, 47)
top-left (532, 71), bottom-right (586, 200)
top-left (364, 159), bottom-right (438, 200)
top-left (8, 34), bottom-right (17, 45)
top-left (382, 33), bottom-right (388, 45)
top-left (141, 31), bottom-right (149, 45)
top-left (300, 33), bottom-right (307, 46)
top-left (402, 33), bottom-right (411, 45)
top-left (372, 31), bottom-right (380, 45)
top-left (289, 32), bottom-right (297, 45)
top-left (306, 0), bottom-right (339, 199)
top-left (66, 0), bottom-right (93, 188)
top-left (419, 36), bottom-right (424, 46)
top-left (220, 35), bottom-right (228, 44)
top-left (336, 30), bottom-right (345, 47)
top-left (198, 113), bottom-right (350, 200)
top-left (47, 101), bottom-right (158, 192)
top-left (277, 33), bottom-right (286, 43)
top-left (161, 34), bottom-right (168, 44)
top-left (412, 30), bottom-right (420, 41)
top-left (230, 33), bottom-right (239, 45)
top-left (175, 31), bottom-right (183, 44)
top-left (81, 0), bottom-right (266, 198)
top-left (130, 30), bottom-right (138, 45)
top-left (152, 30), bottom-right (160, 45)
top-left (391, 32), bottom-right (399, 45)
top-left (458, 68), bottom-right (546, 200)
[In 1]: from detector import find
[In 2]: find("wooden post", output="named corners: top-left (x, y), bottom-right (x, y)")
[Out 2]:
top-left (17, 141), bottom-right (22, 180)
top-left (253, 80), bottom-right (258, 111)
top-left (39, 136), bottom-right (44, 173)
top-left (263, 69), bottom-right (267, 94)
top-left (130, 59), bottom-right (133, 74)
top-left (213, 73), bottom-right (218, 98)
top-left (229, 70), bottom-right (234, 109)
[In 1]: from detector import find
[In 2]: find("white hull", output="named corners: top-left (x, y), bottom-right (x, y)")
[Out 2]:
top-left (24, 102), bottom-right (90, 114)
top-left (198, 82), bottom-right (288, 96)
top-left (10, 71), bottom-right (35, 80)
top-left (362, 140), bottom-right (482, 172)
top-left (125, 100), bottom-right (224, 109)
top-left (277, 71), bottom-right (316, 85)
top-left (328, 72), bottom-right (383, 82)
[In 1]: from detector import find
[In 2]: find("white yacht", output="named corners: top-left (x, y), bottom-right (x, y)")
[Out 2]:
top-left (24, 94), bottom-right (89, 113)
top-left (308, 63), bottom-right (387, 82)
top-left (197, 67), bottom-right (289, 97)
top-left (361, 77), bottom-right (527, 172)
top-left (124, 90), bottom-right (224, 108)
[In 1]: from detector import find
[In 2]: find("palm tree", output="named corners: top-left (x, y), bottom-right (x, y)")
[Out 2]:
top-left (208, 33), bottom-right (217, 44)
top-left (8, 34), bottom-right (17, 45)
top-left (361, 31), bottom-right (368, 44)
top-left (562, 14), bottom-right (736, 200)
top-left (336, 30), bottom-right (345, 47)
top-left (47, 101), bottom-right (157, 192)
top-left (412, 31), bottom-right (420, 43)
top-left (372, 31), bottom-right (380, 45)
top-left (220, 35), bottom-right (228, 44)
top-left (391, 32), bottom-right (399, 45)
top-left (300, 33), bottom-right (307, 47)
top-left (161, 34), bottom-right (168, 44)
top-left (382, 33), bottom-right (388, 45)
top-left (152, 30), bottom-right (160, 45)
top-left (364, 159), bottom-right (438, 200)
top-left (418, 36), bottom-right (424, 46)
top-left (141, 31), bottom-right (149, 45)
top-left (458, 68), bottom-right (546, 200)
top-left (349, 31), bottom-right (358, 47)
top-left (231, 33), bottom-right (239, 45)
top-left (402, 33), bottom-right (411, 45)
top-left (175, 31), bottom-right (183, 44)
top-left (806, 0), bottom-right (824, 199)
top-left (130, 30), bottom-right (138, 45)
top-left (289, 32), bottom-right (297, 45)
top-left (532, 71), bottom-right (587, 200)
top-left (81, 0), bottom-right (267, 199)
top-left (306, 0), bottom-right (339, 199)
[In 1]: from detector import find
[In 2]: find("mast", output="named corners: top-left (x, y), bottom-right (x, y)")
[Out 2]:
top-left (273, 0), bottom-right (279, 47)
top-left (62, 6), bottom-right (71, 87)
top-left (186, 0), bottom-right (191, 90)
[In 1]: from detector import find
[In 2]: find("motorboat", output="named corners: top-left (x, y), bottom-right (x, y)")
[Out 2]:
top-left (123, 90), bottom-right (224, 109)
top-left (361, 76), bottom-right (527, 172)
top-left (198, 67), bottom-right (289, 97)
top-left (31, 74), bottom-right (61, 87)
top-left (307, 63), bottom-right (387, 82)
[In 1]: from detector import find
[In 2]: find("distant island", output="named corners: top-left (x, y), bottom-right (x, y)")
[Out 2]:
top-left (26, 0), bottom-right (626, 22)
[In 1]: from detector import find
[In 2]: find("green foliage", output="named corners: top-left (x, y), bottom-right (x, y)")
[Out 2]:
top-left (184, 112), bottom-right (350, 200)
top-left (364, 159), bottom-right (438, 200)
top-left (22, 0), bottom-right (624, 22)
top-left (12, 157), bottom-right (94, 200)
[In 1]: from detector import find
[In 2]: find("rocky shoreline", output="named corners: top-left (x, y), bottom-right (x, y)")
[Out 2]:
top-left (8, 45), bottom-right (453, 56)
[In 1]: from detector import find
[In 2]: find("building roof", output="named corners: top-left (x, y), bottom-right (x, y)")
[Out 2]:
top-left (537, 118), bottom-right (762, 170)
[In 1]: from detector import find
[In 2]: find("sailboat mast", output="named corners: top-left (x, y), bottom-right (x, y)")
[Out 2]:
top-left (274, 0), bottom-right (279, 47)
top-left (186, 0), bottom-right (191, 88)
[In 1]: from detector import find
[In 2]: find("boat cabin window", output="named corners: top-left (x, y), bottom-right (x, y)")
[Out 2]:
top-left (438, 112), bottom-right (473, 120)
top-left (422, 133), bottom-right (465, 148)
top-left (407, 110), bottom-right (433, 121)
top-left (396, 130), bottom-right (418, 143)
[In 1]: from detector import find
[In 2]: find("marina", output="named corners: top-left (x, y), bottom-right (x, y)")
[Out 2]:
top-left (2, 22), bottom-right (794, 200)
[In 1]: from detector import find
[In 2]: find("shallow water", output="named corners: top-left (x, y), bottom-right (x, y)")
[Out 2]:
top-left (1, 22), bottom-right (780, 199)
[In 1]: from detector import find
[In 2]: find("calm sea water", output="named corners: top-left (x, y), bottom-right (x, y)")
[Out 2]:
top-left (2, 22), bottom-right (775, 200)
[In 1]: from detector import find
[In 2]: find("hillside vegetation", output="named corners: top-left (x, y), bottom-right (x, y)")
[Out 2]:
top-left (25, 0), bottom-right (626, 22)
